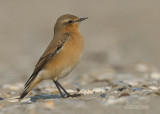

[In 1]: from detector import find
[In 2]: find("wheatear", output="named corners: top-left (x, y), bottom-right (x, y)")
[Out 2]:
top-left (19, 14), bottom-right (88, 100)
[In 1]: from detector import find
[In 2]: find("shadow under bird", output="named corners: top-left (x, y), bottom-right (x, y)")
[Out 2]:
top-left (19, 14), bottom-right (88, 100)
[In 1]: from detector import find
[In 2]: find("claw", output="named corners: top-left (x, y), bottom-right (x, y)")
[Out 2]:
top-left (67, 93), bottom-right (82, 98)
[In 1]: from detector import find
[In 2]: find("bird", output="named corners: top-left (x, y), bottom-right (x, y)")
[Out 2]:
top-left (19, 14), bottom-right (88, 100)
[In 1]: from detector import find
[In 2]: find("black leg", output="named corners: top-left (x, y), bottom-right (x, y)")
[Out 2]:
top-left (53, 80), bottom-right (64, 98)
top-left (55, 80), bottom-right (71, 97)
top-left (54, 80), bottom-right (82, 98)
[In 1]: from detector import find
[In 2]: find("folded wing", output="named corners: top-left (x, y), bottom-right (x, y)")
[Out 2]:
top-left (24, 33), bottom-right (70, 89)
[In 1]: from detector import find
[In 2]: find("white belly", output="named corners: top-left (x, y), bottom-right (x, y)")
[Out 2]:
top-left (58, 66), bottom-right (73, 79)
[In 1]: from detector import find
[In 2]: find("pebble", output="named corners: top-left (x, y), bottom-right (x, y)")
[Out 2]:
top-left (119, 92), bottom-right (130, 97)
top-left (111, 91), bottom-right (118, 94)
top-left (117, 87), bottom-right (125, 91)
top-left (5, 96), bottom-right (19, 103)
top-left (141, 90), bottom-right (153, 96)
top-left (131, 92), bottom-right (141, 96)
top-left (105, 86), bottom-right (112, 91)
top-left (100, 94), bottom-right (107, 98)
top-left (66, 89), bottom-right (76, 93)
top-left (149, 86), bottom-right (159, 90)
top-left (21, 97), bottom-right (32, 103)
top-left (78, 89), bottom-right (93, 95)
top-left (0, 97), bottom-right (3, 100)
top-left (115, 84), bottom-right (131, 91)
top-left (112, 81), bottom-right (131, 89)
top-left (128, 82), bottom-right (138, 86)
top-left (6, 96), bottom-right (31, 103)
top-left (76, 88), bottom-right (81, 92)
top-left (132, 87), bottom-right (143, 92)
top-left (154, 90), bottom-right (160, 95)
top-left (92, 88), bottom-right (105, 93)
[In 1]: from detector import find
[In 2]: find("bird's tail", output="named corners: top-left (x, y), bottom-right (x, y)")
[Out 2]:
top-left (19, 77), bottom-right (42, 101)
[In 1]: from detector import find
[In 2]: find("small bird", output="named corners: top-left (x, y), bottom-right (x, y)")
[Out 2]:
top-left (19, 14), bottom-right (88, 100)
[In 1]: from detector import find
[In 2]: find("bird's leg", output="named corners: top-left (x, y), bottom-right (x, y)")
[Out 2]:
top-left (54, 80), bottom-right (82, 98)
top-left (53, 80), bottom-right (65, 98)
top-left (55, 80), bottom-right (71, 97)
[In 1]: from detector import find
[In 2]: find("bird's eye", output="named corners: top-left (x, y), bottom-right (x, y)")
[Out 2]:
top-left (68, 20), bottom-right (73, 24)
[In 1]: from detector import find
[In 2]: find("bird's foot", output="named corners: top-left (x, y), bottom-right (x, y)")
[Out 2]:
top-left (66, 93), bottom-right (82, 98)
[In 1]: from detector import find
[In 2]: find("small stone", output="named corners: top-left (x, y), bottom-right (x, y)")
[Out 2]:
top-left (141, 90), bottom-right (152, 96)
top-left (117, 87), bottom-right (125, 91)
top-left (100, 94), bottom-right (107, 98)
top-left (21, 97), bottom-right (31, 103)
top-left (111, 91), bottom-right (118, 94)
top-left (76, 88), bottom-right (81, 92)
top-left (128, 82), bottom-right (138, 86)
top-left (115, 84), bottom-right (130, 91)
top-left (112, 81), bottom-right (131, 89)
top-left (44, 100), bottom-right (54, 110)
top-left (154, 91), bottom-right (160, 95)
top-left (92, 88), bottom-right (105, 93)
top-left (119, 92), bottom-right (130, 97)
top-left (105, 86), bottom-right (111, 91)
top-left (142, 84), bottom-right (148, 87)
top-left (6, 96), bottom-right (31, 103)
top-left (149, 86), bottom-right (158, 90)
top-left (66, 89), bottom-right (76, 93)
top-left (132, 87), bottom-right (143, 92)
top-left (131, 92), bottom-right (141, 96)
top-left (6, 96), bottom-right (19, 102)
top-left (78, 89), bottom-right (93, 95)
top-left (0, 97), bottom-right (3, 100)
top-left (146, 90), bottom-right (160, 97)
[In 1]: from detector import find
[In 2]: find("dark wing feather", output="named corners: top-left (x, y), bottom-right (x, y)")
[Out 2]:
top-left (24, 33), bottom-right (70, 89)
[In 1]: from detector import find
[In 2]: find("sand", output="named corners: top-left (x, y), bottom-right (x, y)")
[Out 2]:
top-left (0, 1), bottom-right (160, 114)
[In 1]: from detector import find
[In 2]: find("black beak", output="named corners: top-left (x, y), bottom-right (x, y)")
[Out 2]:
top-left (76, 17), bottom-right (88, 22)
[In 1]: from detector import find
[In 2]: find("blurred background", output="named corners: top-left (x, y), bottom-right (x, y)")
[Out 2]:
top-left (0, 0), bottom-right (160, 84)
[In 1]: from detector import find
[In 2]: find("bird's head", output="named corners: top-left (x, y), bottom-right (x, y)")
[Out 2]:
top-left (54, 14), bottom-right (88, 33)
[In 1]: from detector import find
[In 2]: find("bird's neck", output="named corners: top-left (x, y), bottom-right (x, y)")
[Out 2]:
top-left (54, 24), bottom-right (79, 35)
top-left (54, 28), bottom-right (79, 36)
top-left (64, 24), bottom-right (79, 32)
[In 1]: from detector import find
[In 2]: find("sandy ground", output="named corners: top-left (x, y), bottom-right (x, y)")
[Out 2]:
top-left (0, 0), bottom-right (160, 114)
